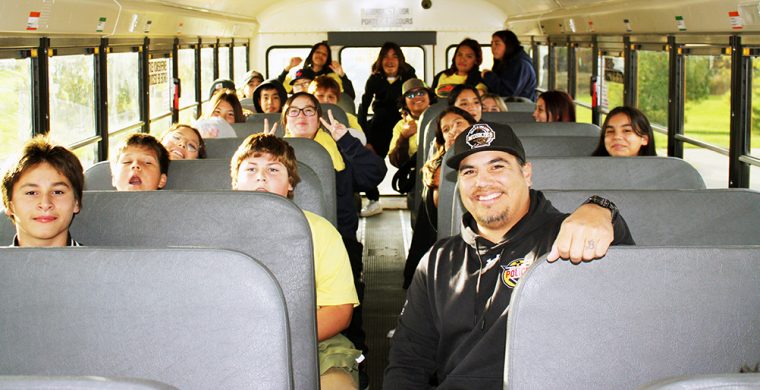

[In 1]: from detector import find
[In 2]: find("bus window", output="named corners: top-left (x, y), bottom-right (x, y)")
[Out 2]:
top-left (600, 54), bottom-right (624, 114)
top-left (200, 46), bottom-right (215, 101)
top-left (266, 47), bottom-right (311, 80)
top-left (748, 53), bottom-right (760, 191)
top-left (219, 45), bottom-right (230, 80)
top-left (0, 57), bottom-right (32, 164)
top-left (148, 56), bottom-right (173, 136)
top-left (636, 50), bottom-right (669, 152)
top-left (575, 46), bottom-right (594, 123)
top-left (178, 47), bottom-right (197, 123)
top-left (200, 46), bottom-right (215, 116)
top-left (49, 53), bottom-right (96, 167)
top-left (107, 51), bottom-right (140, 157)
top-left (445, 44), bottom-right (494, 76)
top-left (555, 44), bottom-right (569, 92)
top-left (683, 53), bottom-right (730, 188)
top-left (537, 44), bottom-right (549, 90)
top-left (340, 46), bottom-right (424, 109)
top-left (149, 116), bottom-right (173, 140)
top-left (233, 45), bottom-right (248, 85)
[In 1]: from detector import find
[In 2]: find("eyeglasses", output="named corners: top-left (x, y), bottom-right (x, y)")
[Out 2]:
top-left (286, 106), bottom-right (318, 117)
top-left (405, 90), bottom-right (426, 99)
top-left (293, 80), bottom-right (311, 88)
top-left (169, 132), bottom-right (199, 153)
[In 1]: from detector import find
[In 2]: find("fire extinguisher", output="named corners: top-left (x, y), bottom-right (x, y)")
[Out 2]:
top-left (172, 77), bottom-right (181, 111)
top-left (590, 75), bottom-right (598, 109)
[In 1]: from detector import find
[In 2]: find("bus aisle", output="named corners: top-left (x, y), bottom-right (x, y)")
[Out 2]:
top-left (358, 195), bottom-right (411, 389)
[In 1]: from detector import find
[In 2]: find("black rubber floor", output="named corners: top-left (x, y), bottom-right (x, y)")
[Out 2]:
top-left (359, 202), bottom-right (411, 390)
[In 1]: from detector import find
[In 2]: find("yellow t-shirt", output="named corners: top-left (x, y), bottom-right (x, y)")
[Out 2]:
top-left (388, 118), bottom-right (418, 157)
top-left (304, 211), bottom-right (359, 308)
top-left (435, 73), bottom-right (488, 98)
top-left (346, 113), bottom-right (363, 133)
top-left (286, 128), bottom-right (347, 172)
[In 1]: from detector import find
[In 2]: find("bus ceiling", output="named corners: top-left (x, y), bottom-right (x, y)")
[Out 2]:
top-left (1, 0), bottom-right (758, 37)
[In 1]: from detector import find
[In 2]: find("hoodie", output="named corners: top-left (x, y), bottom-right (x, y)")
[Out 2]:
top-left (252, 79), bottom-right (288, 113)
top-left (385, 190), bottom-right (634, 389)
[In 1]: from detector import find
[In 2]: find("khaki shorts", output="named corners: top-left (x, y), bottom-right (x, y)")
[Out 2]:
top-left (318, 333), bottom-right (361, 383)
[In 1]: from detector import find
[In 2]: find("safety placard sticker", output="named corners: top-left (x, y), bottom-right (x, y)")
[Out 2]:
top-left (96, 17), bottom-right (107, 33)
top-left (675, 16), bottom-right (687, 31)
top-left (729, 11), bottom-right (744, 30)
top-left (27, 11), bottom-right (41, 30)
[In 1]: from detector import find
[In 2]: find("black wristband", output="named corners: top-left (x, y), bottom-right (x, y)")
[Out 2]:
top-left (584, 195), bottom-right (618, 222)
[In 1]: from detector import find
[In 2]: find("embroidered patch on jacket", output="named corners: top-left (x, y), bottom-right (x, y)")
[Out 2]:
top-left (501, 258), bottom-right (530, 288)
top-left (465, 123), bottom-right (496, 149)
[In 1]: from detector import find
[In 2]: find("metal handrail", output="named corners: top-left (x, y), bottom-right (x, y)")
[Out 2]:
top-left (674, 134), bottom-right (729, 156)
top-left (66, 135), bottom-right (101, 150)
top-left (739, 154), bottom-right (760, 168)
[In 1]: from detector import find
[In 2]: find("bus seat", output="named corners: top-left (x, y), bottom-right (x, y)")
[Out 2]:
top-left (640, 373), bottom-right (760, 389)
top-left (439, 156), bottom-right (707, 239)
top-left (529, 157), bottom-right (706, 190)
top-left (83, 159), bottom-right (333, 226)
top-left (446, 189), bottom-right (758, 245)
top-left (337, 93), bottom-right (356, 114)
top-left (236, 113), bottom-right (283, 137)
top-left (419, 101), bottom-right (448, 153)
top-left (540, 189), bottom-right (760, 245)
top-left (240, 97), bottom-right (256, 113)
top-left (0, 376), bottom-right (178, 389)
top-left (505, 246), bottom-right (760, 390)
top-left (520, 135), bottom-right (599, 156)
top-left (508, 122), bottom-right (601, 137)
top-left (412, 103), bottom-right (447, 225)
top-left (504, 101), bottom-right (535, 112)
top-left (320, 103), bottom-right (349, 126)
top-left (286, 137), bottom-right (337, 225)
top-left (481, 111), bottom-right (537, 124)
top-left (61, 192), bottom-right (314, 389)
top-left (202, 138), bottom-right (245, 159)
top-left (0, 247), bottom-right (293, 390)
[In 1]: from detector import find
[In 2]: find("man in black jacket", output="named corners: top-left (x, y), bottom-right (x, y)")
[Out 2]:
top-left (384, 122), bottom-right (634, 389)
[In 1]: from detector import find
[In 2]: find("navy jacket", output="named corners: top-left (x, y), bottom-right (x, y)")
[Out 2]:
top-left (483, 48), bottom-right (537, 101)
top-left (334, 132), bottom-right (386, 238)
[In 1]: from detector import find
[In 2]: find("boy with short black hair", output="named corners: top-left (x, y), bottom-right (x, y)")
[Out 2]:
top-left (111, 133), bottom-right (170, 191)
top-left (230, 133), bottom-right (361, 390)
top-left (252, 79), bottom-right (288, 114)
top-left (2, 136), bottom-right (84, 247)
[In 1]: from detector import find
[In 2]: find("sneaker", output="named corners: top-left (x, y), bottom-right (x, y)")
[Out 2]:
top-left (360, 200), bottom-right (383, 217)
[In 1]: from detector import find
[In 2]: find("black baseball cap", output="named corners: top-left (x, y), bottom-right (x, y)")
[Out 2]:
top-left (290, 68), bottom-right (316, 85)
top-left (445, 122), bottom-right (526, 169)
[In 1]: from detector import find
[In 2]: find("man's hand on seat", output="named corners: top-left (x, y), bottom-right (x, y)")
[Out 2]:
top-left (547, 203), bottom-right (614, 264)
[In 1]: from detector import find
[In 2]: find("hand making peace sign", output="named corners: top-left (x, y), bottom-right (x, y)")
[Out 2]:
top-left (319, 109), bottom-right (348, 141)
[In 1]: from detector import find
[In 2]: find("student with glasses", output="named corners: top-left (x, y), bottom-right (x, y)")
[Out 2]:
top-left (282, 93), bottom-right (386, 382)
top-left (388, 78), bottom-right (437, 169)
top-left (160, 124), bottom-right (206, 160)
